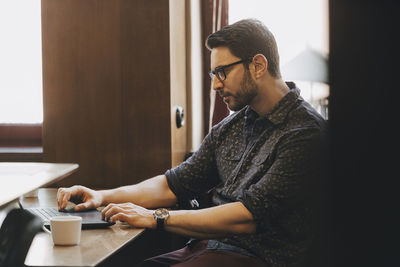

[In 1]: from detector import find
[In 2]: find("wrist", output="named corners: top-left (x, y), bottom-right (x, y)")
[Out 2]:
top-left (150, 212), bottom-right (157, 229)
top-left (153, 208), bottom-right (170, 230)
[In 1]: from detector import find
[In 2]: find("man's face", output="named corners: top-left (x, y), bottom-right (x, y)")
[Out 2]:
top-left (210, 47), bottom-right (258, 111)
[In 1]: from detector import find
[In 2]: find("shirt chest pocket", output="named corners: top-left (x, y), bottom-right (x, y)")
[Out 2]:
top-left (216, 146), bottom-right (245, 182)
top-left (252, 144), bottom-right (273, 167)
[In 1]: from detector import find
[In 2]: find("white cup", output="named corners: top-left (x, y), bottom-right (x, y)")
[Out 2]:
top-left (43, 216), bottom-right (82, 245)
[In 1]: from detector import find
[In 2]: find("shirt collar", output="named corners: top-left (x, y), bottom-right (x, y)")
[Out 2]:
top-left (245, 82), bottom-right (301, 125)
top-left (244, 106), bottom-right (259, 124)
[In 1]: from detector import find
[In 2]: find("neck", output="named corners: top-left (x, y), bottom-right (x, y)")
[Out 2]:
top-left (250, 77), bottom-right (289, 116)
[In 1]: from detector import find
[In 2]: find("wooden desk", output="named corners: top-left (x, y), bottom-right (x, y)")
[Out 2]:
top-left (0, 162), bottom-right (78, 207)
top-left (23, 188), bottom-right (145, 267)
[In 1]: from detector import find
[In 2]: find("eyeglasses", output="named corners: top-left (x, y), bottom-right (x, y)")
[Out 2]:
top-left (209, 57), bottom-right (253, 82)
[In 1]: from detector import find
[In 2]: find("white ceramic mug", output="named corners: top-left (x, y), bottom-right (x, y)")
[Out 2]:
top-left (43, 216), bottom-right (82, 245)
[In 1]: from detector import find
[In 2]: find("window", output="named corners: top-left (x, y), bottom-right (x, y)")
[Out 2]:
top-left (229, 0), bottom-right (329, 118)
top-left (0, 0), bottom-right (43, 149)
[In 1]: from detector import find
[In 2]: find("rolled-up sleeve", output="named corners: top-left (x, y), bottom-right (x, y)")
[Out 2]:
top-left (166, 130), bottom-right (221, 201)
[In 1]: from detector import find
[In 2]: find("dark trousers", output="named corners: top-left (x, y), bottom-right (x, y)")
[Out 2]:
top-left (137, 240), bottom-right (268, 267)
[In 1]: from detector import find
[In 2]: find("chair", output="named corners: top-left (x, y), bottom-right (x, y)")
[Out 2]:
top-left (0, 208), bottom-right (42, 267)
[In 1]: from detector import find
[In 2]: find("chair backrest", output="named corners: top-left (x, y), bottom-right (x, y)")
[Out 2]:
top-left (0, 208), bottom-right (42, 267)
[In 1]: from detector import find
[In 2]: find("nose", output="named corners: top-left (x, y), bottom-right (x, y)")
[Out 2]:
top-left (212, 76), bottom-right (223, 91)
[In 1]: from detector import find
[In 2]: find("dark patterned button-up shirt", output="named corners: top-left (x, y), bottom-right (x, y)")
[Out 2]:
top-left (166, 84), bottom-right (327, 266)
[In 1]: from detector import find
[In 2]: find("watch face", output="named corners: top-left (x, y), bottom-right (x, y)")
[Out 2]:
top-left (155, 208), bottom-right (169, 219)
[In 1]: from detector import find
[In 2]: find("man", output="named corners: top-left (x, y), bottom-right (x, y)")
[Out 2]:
top-left (57, 19), bottom-right (327, 266)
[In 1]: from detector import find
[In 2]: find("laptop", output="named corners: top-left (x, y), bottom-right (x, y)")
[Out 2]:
top-left (19, 204), bottom-right (115, 230)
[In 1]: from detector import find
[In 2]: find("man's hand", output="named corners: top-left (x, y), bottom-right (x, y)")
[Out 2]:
top-left (57, 185), bottom-right (103, 211)
top-left (101, 202), bottom-right (156, 229)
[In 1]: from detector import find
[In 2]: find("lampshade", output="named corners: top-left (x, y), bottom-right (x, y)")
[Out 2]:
top-left (281, 47), bottom-right (328, 84)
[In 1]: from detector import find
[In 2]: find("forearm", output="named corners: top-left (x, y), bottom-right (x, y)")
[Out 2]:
top-left (100, 175), bottom-right (177, 208)
top-left (164, 202), bottom-right (256, 239)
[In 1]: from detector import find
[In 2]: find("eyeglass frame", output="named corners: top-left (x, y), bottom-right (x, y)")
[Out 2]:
top-left (209, 57), bottom-right (253, 82)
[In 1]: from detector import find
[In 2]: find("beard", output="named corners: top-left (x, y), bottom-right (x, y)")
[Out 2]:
top-left (223, 69), bottom-right (258, 111)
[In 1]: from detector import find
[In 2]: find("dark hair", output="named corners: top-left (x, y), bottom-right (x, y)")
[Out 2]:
top-left (206, 19), bottom-right (281, 78)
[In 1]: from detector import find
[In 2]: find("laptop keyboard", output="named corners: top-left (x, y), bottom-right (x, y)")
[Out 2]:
top-left (25, 207), bottom-right (69, 221)
top-left (23, 206), bottom-right (115, 229)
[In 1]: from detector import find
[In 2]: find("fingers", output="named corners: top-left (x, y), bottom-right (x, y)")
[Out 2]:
top-left (110, 212), bottom-right (129, 223)
top-left (102, 204), bottom-right (127, 220)
top-left (57, 188), bottom-right (63, 209)
top-left (101, 203), bottom-right (133, 214)
top-left (100, 203), bottom-right (154, 228)
top-left (101, 203), bottom-right (137, 221)
top-left (57, 185), bottom-right (84, 211)
top-left (57, 187), bottom-right (71, 210)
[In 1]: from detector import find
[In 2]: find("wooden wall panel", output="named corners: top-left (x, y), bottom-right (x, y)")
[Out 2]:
top-left (120, 0), bottom-right (172, 182)
top-left (42, 0), bottom-right (175, 188)
top-left (42, 0), bottom-right (122, 188)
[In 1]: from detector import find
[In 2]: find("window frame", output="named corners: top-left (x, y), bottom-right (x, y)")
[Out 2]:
top-left (0, 123), bottom-right (42, 148)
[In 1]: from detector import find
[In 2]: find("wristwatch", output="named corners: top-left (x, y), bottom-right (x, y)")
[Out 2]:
top-left (153, 208), bottom-right (169, 230)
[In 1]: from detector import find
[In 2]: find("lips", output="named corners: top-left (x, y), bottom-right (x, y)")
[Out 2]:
top-left (218, 91), bottom-right (230, 98)
top-left (217, 92), bottom-right (228, 102)
top-left (217, 90), bottom-right (232, 103)
top-left (222, 95), bottom-right (231, 104)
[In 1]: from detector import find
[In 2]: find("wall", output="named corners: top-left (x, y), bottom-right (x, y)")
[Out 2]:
top-left (42, 0), bottom-right (178, 188)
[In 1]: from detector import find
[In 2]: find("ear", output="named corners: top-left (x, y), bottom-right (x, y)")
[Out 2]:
top-left (251, 54), bottom-right (268, 79)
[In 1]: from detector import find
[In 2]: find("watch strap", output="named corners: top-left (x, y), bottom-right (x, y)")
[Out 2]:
top-left (156, 217), bottom-right (164, 230)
